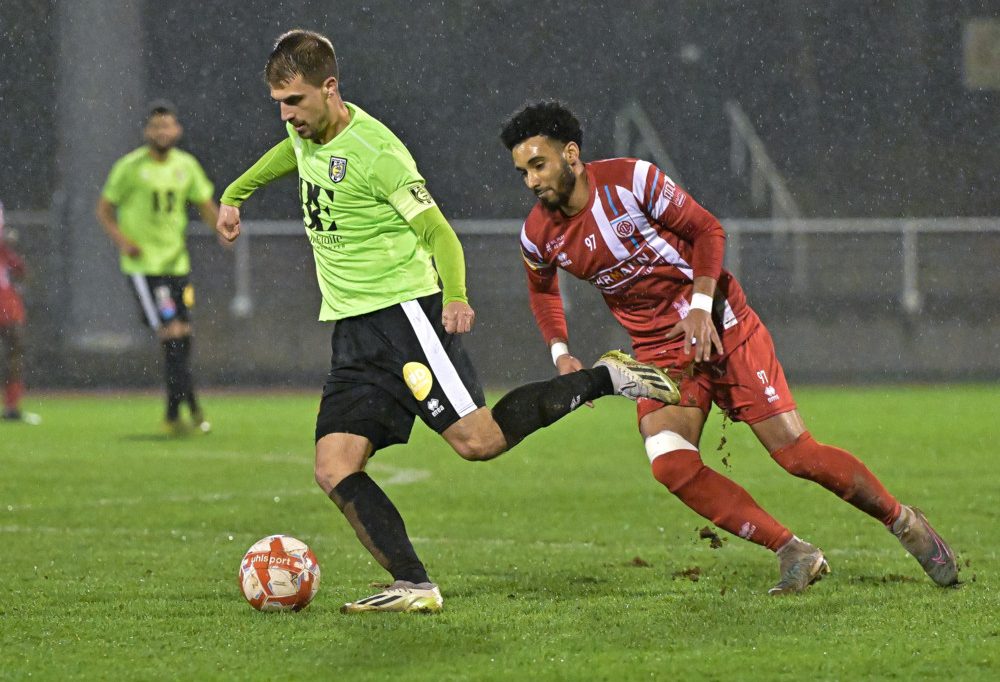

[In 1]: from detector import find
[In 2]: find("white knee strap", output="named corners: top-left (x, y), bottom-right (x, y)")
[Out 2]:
top-left (644, 430), bottom-right (698, 463)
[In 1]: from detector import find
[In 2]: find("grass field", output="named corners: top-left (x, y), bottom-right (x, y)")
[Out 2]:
top-left (1, 386), bottom-right (997, 680)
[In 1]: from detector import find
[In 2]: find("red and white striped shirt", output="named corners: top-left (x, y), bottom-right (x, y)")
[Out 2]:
top-left (520, 158), bottom-right (755, 362)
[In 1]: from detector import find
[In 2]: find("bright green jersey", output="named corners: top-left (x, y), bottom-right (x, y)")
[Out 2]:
top-left (101, 147), bottom-right (214, 275)
top-left (288, 102), bottom-right (441, 320)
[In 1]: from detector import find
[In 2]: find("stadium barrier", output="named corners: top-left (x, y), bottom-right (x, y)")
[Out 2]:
top-left (5, 213), bottom-right (999, 387)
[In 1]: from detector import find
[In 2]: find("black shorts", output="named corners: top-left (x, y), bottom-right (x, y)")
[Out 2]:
top-left (127, 274), bottom-right (193, 329)
top-left (315, 293), bottom-right (486, 452)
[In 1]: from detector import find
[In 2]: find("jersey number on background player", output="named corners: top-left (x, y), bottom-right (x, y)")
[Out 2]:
top-left (152, 190), bottom-right (177, 214)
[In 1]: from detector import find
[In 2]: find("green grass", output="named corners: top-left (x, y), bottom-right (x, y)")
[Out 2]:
top-left (1, 386), bottom-right (997, 680)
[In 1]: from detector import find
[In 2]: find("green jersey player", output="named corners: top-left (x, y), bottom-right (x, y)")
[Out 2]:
top-left (216, 30), bottom-right (679, 614)
top-left (97, 101), bottom-right (220, 435)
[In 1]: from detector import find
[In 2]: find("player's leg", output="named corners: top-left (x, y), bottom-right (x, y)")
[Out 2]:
top-left (444, 365), bottom-right (619, 459)
top-left (740, 323), bottom-right (957, 586)
top-left (315, 432), bottom-right (441, 613)
top-left (441, 354), bottom-right (678, 458)
top-left (393, 294), bottom-right (677, 458)
top-left (386, 294), bottom-right (616, 459)
top-left (640, 401), bottom-right (798, 554)
top-left (753, 411), bottom-right (958, 587)
top-left (753, 410), bottom-right (902, 524)
top-left (317, 432), bottom-right (426, 582)
top-left (642, 337), bottom-right (829, 595)
top-left (163, 278), bottom-right (208, 432)
top-left (317, 432), bottom-right (428, 587)
top-left (129, 274), bottom-right (185, 432)
top-left (318, 312), bottom-right (444, 613)
top-left (159, 320), bottom-right (193, 429)
top-left (1, 324), bottom-right (25, 419)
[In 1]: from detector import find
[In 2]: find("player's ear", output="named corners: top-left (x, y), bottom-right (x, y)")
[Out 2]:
top-left (562, 141), bottom-right (580, 164)
top-left (322, 76), bottom-right (338, 99)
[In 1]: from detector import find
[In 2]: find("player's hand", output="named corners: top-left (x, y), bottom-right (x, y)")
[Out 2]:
top-left (216, 204), bottom-right (241, 242)
top-left (555, 353), bottom-right (594, 408)
top-left (120, 240), bottom-right (142, 258)
top-left (666, 309), bottom-right (723, 363)
top-left (443, 300), bottom-right (475, 334)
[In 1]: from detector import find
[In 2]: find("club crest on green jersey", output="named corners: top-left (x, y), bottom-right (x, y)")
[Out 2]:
top-left (408, 184), bottom-right (433, 205)
top-left (329, 157), bottom-right (348, 183)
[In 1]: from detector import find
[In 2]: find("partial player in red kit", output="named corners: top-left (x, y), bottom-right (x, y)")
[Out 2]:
top-left (0, 200), bottom-right (39, 424)
top-left (500, 101), bottom-right (958, 594)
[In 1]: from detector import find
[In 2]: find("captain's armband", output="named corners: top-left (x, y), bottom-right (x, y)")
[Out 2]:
top-left (388, 183), bottom-right (437, 222)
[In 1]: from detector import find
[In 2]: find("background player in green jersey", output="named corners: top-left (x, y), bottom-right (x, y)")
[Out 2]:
top-left (216, 30), bottom-right (679, 614)
top-left (97, 101), bottom-right (220, 435)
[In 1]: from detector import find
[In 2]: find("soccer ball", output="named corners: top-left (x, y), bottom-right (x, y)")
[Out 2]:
top-left (238, 534), bottom-right (321, 612)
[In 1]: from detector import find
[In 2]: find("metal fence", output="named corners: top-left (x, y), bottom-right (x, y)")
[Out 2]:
top-left (5, 213), bottom-right (997, 388)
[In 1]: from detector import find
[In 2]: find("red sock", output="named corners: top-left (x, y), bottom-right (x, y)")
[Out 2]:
top-left (3, 380), bottom-right (22, 411)
top-left (652, 449), bottom-right (794, 551)
top-left (771, 432), bottom-right (901, 526)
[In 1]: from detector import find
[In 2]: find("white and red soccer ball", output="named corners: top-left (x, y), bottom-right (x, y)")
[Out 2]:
top-left (238, 534), bottom-right (320, 612)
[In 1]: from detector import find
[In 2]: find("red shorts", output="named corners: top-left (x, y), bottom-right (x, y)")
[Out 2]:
top-left (637, 320), bottom-right (796, 426)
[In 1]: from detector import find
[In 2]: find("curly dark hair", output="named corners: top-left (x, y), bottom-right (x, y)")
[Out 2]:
top-left (499, 101), bottom-right (583, 151)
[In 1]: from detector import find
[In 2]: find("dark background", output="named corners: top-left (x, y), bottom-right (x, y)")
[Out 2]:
top-left (0, 0), bottom-right (997, 388)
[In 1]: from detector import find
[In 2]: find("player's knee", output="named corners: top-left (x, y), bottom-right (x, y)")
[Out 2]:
top-left (314, 457), bottom-right (361, 494)
top-left (770, 432), bottom-right (816, 477)
top-left (444, 412), bottom-right (506, 460)
top-left (160, 321), bottom-right (190, 340)
top-left (647, 431), bottom-right (703, 493)
top-left (453, 435), bottom-right (504, 461)
top-left (449, 425), bottom-right (506, 460)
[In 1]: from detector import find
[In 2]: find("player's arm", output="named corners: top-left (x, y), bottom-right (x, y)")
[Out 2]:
top-left (217, 139), bottom-right (297, 242)
top-left (196, 199), bottom-right (220, 230)
top-left (185, 157), bottom-right (222, 242)
top-left (663, 192), bottom-right (725, 362)
top-left (521, 237), bottom-right (581, 375)
top-left (196, 199), bottom-right (230, 249)
top-left (400, 200), bottom-right (474, 335)
top-left (641, 166), bottom-right (726, 361)
top-left (95, 196), bottom-right (141, 258)
top-left (407, 206), bottom-right (466, 305)
top-left (374, 147), bottom-right (475, 334)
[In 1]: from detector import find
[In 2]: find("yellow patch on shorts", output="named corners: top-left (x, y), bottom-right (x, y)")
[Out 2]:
top-left (182, 284), bottom-right (195, 308)
top-left (403, 362), bottom-right (433, 401)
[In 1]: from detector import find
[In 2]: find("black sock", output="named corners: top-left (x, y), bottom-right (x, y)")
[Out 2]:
top-left (491, 367), bottom-right (614, 449)
top-left (176, 336), bottom-right (199, 414)
top-left (329, 472), bottom-right (430, 584)
top-left (162, 339), bottom-right (185, 421)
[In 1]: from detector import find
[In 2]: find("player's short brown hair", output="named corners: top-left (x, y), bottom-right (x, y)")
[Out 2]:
top-left (265, 30), bottom-right (339, 87)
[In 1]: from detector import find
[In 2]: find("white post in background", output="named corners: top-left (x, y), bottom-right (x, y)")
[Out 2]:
top-left (901, 222), bottom-right (923, 315)
top-left (55, 0), bottom-right (145, 350)
top-left (229, 232), bottom-right (254, 318)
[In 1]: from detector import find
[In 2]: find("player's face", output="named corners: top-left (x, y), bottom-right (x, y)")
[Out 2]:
top-left (270, 74), bottom-right (335, 143)
top-left (144, 114), bottom-right (182, 154)
top-left (511, 136), bottom-right (577, 210)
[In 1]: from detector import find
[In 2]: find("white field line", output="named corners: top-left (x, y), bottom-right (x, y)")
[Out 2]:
top-left (2, 463), bottom-right (430, 512)
top-left (0, 523), bottom-right (599, 552)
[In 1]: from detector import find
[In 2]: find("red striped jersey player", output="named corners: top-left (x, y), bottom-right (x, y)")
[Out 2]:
top-left (500, 101), bottom-right (958, 594)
